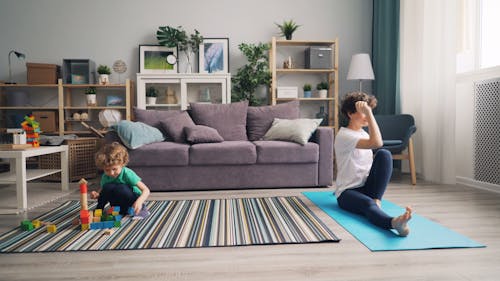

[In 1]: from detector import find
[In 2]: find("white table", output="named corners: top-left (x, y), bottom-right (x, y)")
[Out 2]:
top-left (0, 145), bottom-right (69, 213)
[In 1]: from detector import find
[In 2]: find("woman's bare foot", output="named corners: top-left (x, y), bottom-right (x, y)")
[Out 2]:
top-left (391, 206), bottom-right (412, 237)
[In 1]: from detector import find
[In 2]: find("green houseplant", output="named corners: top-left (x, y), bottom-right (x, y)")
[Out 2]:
top-left (146, 86), bottom-right (158, 105)
top-left (275, 19), bottom-right (301, 40)
top-left (157, 26), bottom-right (203, 73)
top-left (85, 87), bottom-right (97, 106)
top-left (316, 81), bottom-right (329, 98)
top-left (303, 83), bottom-right (312, 98)
top-left (97, 65), bottom-right (111, 85)
top-left (231, 42), bottom-right (272, 106)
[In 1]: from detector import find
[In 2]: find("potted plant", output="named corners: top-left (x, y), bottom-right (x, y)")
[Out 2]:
top-left (85, 87), bottom-right (97, 106)
top-left (231, 42), bottom-right (272, 106)
top-left (157, 26), bottom-right (203, 73)
top-left (146, 86), bottom-right (158, 105)
top-left (316, 81), bottom-right (329, 98)
top-left (275, 19), bottom-right (301, 40)
top-left (97, 64), bottom-right (111, 85)
top-left (303, 84), bottom-right (312, 98)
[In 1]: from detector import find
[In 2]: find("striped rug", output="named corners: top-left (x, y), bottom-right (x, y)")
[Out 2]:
top-left (0, 197), bottom-right (339, 252)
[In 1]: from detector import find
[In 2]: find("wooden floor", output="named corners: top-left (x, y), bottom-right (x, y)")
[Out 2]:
top-left (0, 177), bottom-right (499, 281)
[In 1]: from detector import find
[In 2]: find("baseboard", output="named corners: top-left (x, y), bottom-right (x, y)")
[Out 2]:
top-left (456, 176), bottom-right (500, 193)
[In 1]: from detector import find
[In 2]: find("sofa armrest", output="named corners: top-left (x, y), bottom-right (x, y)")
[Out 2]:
top-left (310, 127), bottom-right (334, 186)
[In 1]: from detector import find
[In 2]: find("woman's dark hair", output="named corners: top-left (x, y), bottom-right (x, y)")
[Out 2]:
top-left (340, 92), bottom-right (377, 119)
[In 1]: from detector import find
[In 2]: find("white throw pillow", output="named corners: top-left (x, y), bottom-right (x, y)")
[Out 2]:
top-left (263, 118), bottom-right (322, 145)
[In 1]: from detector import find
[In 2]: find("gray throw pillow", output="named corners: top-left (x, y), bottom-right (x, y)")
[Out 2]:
top-left (263, 118), bottom-right (322, 145)
top-left (190, 101), bottom-right (249, 141)
top-left (133, 107), bottom-right (182, 140)
top-left (112, 120), bottom-right (165, 149)
top-left (185, 125), bottom-right (224, 144)
top-left (159, 111), bottom-right (195, 143)
top-left (247, 100), bottom-right (300, 141)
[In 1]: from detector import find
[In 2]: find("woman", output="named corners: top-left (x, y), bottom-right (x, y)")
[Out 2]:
top-left (335, 92), bottom-right (412, 236)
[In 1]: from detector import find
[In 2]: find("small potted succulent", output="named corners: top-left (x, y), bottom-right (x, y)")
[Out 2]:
top-left (97, 64), bottom-right (111, 85)
top-left (85, 87), bottom-right (97, 106)
top-left (146, 86), bottom-right (158, 105)
top-left (316, 81), bottom-right (329, 98)
top-left (275, 19), bottom-right (301, 40)
top-left (303, 83), bottom-right (312, 98)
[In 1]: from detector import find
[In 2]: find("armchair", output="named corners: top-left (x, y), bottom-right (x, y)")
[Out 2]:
top-left (374, 114), bottom-right (417, 185)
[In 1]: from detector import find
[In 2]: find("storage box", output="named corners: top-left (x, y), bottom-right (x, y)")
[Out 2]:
top-left (32, 111), bottom-right (57, 133)
top-left (62, 59), bottom-right (96, 84)
top-left (305, 47), bottom-right (332, 69)
top-left (277, 86), bottom-right (298, 98)
top-left (39, 137), bottom-right (99, 181)
top-left (26, 63), bottom-right (61, 84)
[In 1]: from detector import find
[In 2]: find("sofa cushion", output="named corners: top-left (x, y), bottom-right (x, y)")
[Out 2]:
top-left (160, 111), bottom-right (195, 143)
top-left (253, 140), bottom-right (319, 164)
top-left (185, 125), bottom-right (224, 144)
top-left (189, 141), bottom-right (256, 165)
top-left (134, 107), bottom-right (182, 140)
top-left (128, 141), bottom-right (190, 167)
top-left (263, 118), bottom-right (322, 145)
top-left (190, 101), bottom-right (248, 141)
top-left (112, 120), bottom-right (165, 150)
top-left (247, 100), bottom-right (300, 141)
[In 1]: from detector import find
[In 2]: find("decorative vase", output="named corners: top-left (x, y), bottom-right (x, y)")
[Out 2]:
top-left (98, 74), bottom-right (109, 85)
top-left (315, 106), bottom-right (329, 126)
top-left (86, 94), bottom-right (97, 106)
top-left (165, 88), bottom-right (177, 104)
top-left (146, 97), bottom-right (157, 105)
top-left (303, 90), bottom-right (312, 98)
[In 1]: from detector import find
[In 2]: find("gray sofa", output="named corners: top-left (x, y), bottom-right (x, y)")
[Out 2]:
top-left (107, 101), bottom-right (334, 191)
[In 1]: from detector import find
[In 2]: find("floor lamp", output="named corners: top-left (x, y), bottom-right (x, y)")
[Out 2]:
top-left (346, 53), bottom-right (374, 93)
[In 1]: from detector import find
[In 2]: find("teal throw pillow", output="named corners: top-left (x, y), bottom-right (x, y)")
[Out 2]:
top-left (113, 120), bottom-right (165, 149)
top-left (263, 118), bottom-right (322, 145)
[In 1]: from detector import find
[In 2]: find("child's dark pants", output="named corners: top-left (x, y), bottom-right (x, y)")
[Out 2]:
top-left (96, 183), bottom-right (138, 215)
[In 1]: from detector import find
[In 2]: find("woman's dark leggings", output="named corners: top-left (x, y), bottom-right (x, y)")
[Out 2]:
top-left (337, 149), bottom-right (394, 229)
top-left (96, 183), bottom-right (138, 215)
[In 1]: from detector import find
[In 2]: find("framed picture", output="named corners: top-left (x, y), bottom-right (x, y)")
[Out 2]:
top-left (106, 95), bottom-right (124, 106)
top-left (139, 45), bottom-right (178, 73)
top-left (199, 38), bottom-right (229, 73)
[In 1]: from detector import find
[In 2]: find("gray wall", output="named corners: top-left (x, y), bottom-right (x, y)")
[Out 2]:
top-left (0, 0), bottom-right (372, 97)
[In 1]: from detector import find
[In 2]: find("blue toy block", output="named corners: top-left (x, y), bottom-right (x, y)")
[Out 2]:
top-left (128, 207), bottom-right (135, 216)
top-left (114, 215), bottom-right (122, 221)
top-left (104, 221), bottom-right (114, 228)
top-left (114, 206), bottom-right (120, 212)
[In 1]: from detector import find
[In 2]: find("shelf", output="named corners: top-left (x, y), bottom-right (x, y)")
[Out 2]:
top-left (0, 169), bottom-right (61, 184)
top-left (0, 106), bottom-right (59, 110)
top-left (62, 83), bottom-right (127, 88)
top-left (275, 39), bottom-right (336, 46)
top-left (0, 83), bottom-right (58, 88)
top-left (276, 98), bottom-right (335, 101)
top-left (276, 68), bottom-right (336, 74)
top-left (64, 106), bottom-right (127, 110)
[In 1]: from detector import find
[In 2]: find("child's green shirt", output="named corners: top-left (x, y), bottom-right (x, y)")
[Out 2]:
top-left (100, 166), bottom-right (142, 196)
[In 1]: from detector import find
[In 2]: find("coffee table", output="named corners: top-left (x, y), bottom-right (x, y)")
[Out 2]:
top-left (0, 145), bottom-right (69, 214)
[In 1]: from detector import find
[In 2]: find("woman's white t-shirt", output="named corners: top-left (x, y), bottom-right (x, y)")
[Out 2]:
top-left (334, 127), bottom-right (373, 197)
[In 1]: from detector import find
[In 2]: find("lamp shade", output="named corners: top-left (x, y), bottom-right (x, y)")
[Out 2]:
top-left (346, 53), bottom-right (375, 80)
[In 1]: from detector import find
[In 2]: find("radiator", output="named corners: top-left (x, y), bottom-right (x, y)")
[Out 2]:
top-left (473, 78), bottom-right (500, 185)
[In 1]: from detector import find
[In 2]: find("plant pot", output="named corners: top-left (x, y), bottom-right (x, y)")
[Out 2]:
top-left (86, 94), bottom-right (97, 106)
top-left (285, 35), bottom-right (292, 40)
top-left (146, 97), bottom-right (157, 105)
top-left (318, 89), bottom-right (328, 98)
top-left (98, 74), bottom-right (109, 85)
top-left (303, 91), bottom-right (312, 98)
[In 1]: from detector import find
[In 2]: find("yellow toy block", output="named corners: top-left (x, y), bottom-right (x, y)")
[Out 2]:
top-left (112, 211), bottom-right (119, 216)
top-left (47, 224), bottom-right (57, 233)
top-left (81, 224), bottom-right (89, 231)
top-left (32, 220), bottom-right (41, 228)
top-left (94, 209), bottom-right (102, 217)
top-left (93, 216), bottom-right (101, 222)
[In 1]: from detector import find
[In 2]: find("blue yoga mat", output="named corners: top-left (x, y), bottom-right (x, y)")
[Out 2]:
top-left (303, 191), bottom-right (485, 251)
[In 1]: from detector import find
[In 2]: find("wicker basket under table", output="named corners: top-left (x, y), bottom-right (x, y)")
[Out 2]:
top-left (38, 137), bottom-right (98, 181)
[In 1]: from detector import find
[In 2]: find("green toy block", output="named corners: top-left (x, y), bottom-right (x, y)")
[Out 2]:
top-left (114, 220), bottom-right (121, 227)
top-left (21, 220), bottom-right (34, 231)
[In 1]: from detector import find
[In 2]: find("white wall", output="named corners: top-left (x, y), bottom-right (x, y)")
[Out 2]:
top-left (456, 66), bottom-right (500, 191)
top-left (0, 0), bottom-right (373, 96)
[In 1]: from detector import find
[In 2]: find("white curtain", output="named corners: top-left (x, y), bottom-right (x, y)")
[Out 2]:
top-left (400, 0), bottom-right (457, 184)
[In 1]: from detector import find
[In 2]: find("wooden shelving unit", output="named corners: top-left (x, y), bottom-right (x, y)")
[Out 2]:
top-left (269, 37), bottom-right (339, 132)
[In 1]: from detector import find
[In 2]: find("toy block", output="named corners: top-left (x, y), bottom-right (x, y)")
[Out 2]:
top-left (114, 215), bottom-right (122, 221)
top-left (93, 216), bottom-right (101, 222)
top-left (32, 220), bottom-right (41, 228)
top-left (47, 224), bottom-right (57, 233)
top-left (104, 215), bottom-right (114, 221)
top-left (107, 208), bottom-right (114, 215)
top-left (81, 216), bottom-right (90, 224)
top-left (104, 221), bottom-right (114, 228)
top-left (94, 209), bottom-right (102, 217)
top-left (113, 206), bottom-right (120, 213)
top-left (80, 210), bottom-right (90, 218)
top-left (128, 207), bottom-right (135, 216)
top-left (21, 220), bottom-right (34, 231)
top-left (114, 220), bottom-right (121, 227)
top-left (112, 211), bottom-right (119, 216)
top-left (90, 222), bottom-right (99, 230)
top-left (81, 223), bottom-right (89, 231)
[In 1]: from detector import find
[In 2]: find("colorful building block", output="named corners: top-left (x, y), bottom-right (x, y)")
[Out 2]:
top-left (94, 209), bottom-right (102, 217)
top-left (47, 224), bottom-right (57, 233)
top-left (21, 220), bottom-right (34, 231)
top-left (32, 220), bottom-right (41, 228)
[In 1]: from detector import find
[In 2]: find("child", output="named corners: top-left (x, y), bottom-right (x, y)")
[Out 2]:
top-left (335, 92), bottom-right (412, 236)
top-left (91, 142), bottom-right (150, 217)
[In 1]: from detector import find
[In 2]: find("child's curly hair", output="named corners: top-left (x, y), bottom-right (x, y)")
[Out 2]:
top-left (95, 142), bottom-right (129, 169)
top-left (340, 92), bottom-right (378, 119)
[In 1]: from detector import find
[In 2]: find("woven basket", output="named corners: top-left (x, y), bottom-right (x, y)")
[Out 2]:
top-left (39, 138), bottom-right (99, 182)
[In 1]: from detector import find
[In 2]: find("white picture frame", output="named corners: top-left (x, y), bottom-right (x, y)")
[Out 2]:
top-left (139, 45), bottom-right (178, 74)
top-left (199, 38), bottom-right (229, 74)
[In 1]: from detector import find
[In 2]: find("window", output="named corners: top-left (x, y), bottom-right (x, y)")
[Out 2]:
top-left (457, 0), bottom-right (500, 73)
